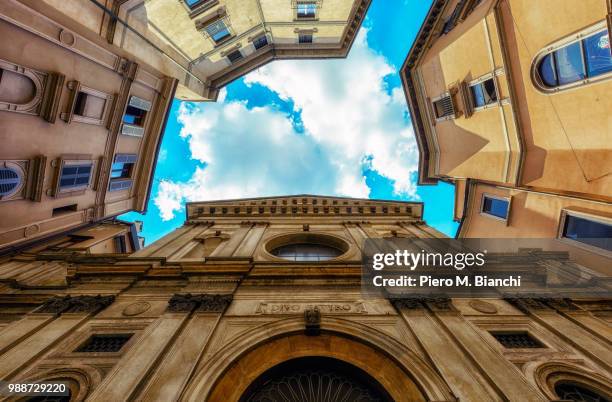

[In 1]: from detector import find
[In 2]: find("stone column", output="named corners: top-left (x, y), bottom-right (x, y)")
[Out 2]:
top-left (134, 294), bottom-right (231, 401)
top-left (211, 222), bottom-right (252, 257)
top-left (425, 299), bottom-right (547, 401)
top-left (0, 295), bottom-right (114, 380)
top-left (394, 299), bottom-right (502, 401)
top-left (233, 221), bottom-right (268, 257)
top-left (506, 298), bottom-right (612, 372)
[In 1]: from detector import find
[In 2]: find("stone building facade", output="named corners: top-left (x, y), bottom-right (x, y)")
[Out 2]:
top-left (0, 195), bottom-right (610, 401)
top-left (0, 0), bottom-right (369, 253)
top-left (400, 0), bottom-right (612, 267)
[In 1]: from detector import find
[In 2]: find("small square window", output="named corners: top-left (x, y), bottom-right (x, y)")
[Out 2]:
top-left (562, 214), bottom-right (612, 252)
top-left (227, 49), bottom-right (243, 63)
top-left (206, 19), bottom-right (231, 43)
top-left (253, 35), bottom-right (268, 50)
top-left (75, 334), bottom-right (133, 353)
top-left (297, 2), bottom-right (317, 19)
top-left (491, 332), bottom-right (544, 349)
top-left (299, 33), bottom-right (313, 44)
top-left (481, 195), bottom-right (509, 220)
top-left (109, 154), bottom-right (136, 192)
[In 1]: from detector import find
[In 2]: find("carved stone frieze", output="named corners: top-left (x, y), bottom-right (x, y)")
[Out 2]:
top-left (166, 293), bottom-right (232, 313)
top-left (304, 307), bottom-right (321, 336)
top-left (35, 295), bottom-right (115, 315)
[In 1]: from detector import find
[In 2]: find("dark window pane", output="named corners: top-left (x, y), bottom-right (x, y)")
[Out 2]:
top-left (563, 215), bottom-right (612, 251)
top-left (584, 30), bottom-right (612, 78)
top-left (554, 41), bottom-right (586, 85)
top-left (62, 166), bottom-right (77, 175)
top-left (273, 243), bottom-right (342, 261)
top-left (470, 83), bottom-right (485, 107)
top-left (299, 33), bottom-right (313, 43)
top-left (253, 35), bottom-right (268, 50)
top-left (482, 78), bottom-right (497, 104)
top-left (123, 106), bottom-right (146, 126)
top-left (482, 197), bottom-right (509, 219)
top-left (538, 53), bottom-right (557, 87)
top-left (227, 50), bottom-right (243, 63)
top-left (297, 3), bottom-right (316, 18)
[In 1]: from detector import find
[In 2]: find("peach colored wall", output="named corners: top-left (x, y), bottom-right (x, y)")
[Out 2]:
top-left (416, 0), bottom-right (520, 184)
top-left (499, 0), bottom-right (611, 198)
top-left (461, 182), bottom-right (611, 273)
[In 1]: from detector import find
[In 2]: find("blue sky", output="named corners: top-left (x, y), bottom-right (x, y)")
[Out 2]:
top-left (121, 0), bottom-right (459, 244)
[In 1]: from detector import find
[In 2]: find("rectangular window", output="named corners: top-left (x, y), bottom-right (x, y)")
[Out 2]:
top-left (253, 35), bottom-right (268, 50)
top-left (481, 195), bottom-right (509, 220)
top-left (470, 77), bottom-right (498, 108)
top-left (562, 214), bottom-right (612, 252)
top-left (491, 332), bottom-right (544, 349)
top-left (75, 334), bottom-right (133, 353)
top-left (227, 49), bottom-right (243, 63)
top-left (74, 91), bottom-right (106, 120)
top-left (432, 95), bottom-right (455, 119)
top-left (205, 19), bottom-right (231, 43)
top-left (109, 154), bottom-right (136, 192)
top-left (185, 0), bottom-right (210, 8)
top-left (123, 106), bottom-right (146, 127)
top-left (52, 204), bottom-right (77, 216)
top-left (114, 235), bottom-right (127, 253)
top-left (59, 163), bottom-right (92, 191)
top-left (299, 33), bottom-right (313, 44)
top-left (297, 2), bottom-right (317, 19)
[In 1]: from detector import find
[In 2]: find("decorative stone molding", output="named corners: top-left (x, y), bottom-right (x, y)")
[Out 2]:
top-left (393, 297), bottom-right (455, 312)
top-left (304, 307), bottom-right (321, 336)
top-left (166, 293), bottom-right (232, 313)
top-left (34, 295), bottom-right (115, 315)
top-left (469, 300), bottom-right (498, 314)
top-left (122, 301), bottom-right (151, 316)
top-left (504, 297), bottom-right (581, 314)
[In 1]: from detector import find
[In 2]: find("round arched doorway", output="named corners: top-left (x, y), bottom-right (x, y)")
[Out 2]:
top-left (239, 356), bottom-right (393, 402)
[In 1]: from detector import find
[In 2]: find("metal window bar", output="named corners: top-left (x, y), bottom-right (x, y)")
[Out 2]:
top-left (492, 332), bottom-right (544, 348)
top-left (75, 334), bottom-right (133, 353)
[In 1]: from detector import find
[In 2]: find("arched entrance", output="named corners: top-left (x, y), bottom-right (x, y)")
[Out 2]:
top-left (239, 356), bottom-right (393, 402)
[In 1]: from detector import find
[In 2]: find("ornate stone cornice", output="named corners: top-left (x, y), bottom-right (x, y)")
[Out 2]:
top-left (166, 293), bottom-right (233, 313)
top-left (34, 295), bottom-right (115, 315)
top-left (503, 297), bottom-right (581, 314)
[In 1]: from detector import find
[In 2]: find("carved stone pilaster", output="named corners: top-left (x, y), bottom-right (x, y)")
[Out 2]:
top-left (304, 307), bottom-right (321, 336)
top-left (34, 295), bottom-right (115, 315)
top-left (166, 293), bottom-right (233, 313)
top-left (423, 297), bottom-right (456, 312)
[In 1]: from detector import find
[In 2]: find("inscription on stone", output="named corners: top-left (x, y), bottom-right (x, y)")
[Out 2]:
top-left (255, 302), bottom-right (367, 315)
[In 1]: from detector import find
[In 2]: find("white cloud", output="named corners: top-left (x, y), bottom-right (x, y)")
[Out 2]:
top-left (154, 29), bottom-right (418, 221)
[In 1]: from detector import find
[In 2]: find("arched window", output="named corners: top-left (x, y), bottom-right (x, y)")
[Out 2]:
top-left (534, 25), bottom-right (612, 90)
top-left (0, 69), bottom-right (36, 105)
top-left (554, 381), bottom-right (611, 402)
top-left (0, 163), bottom-right (24, 200)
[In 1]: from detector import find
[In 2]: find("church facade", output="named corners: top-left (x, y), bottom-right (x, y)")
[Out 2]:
top-left (0, 195), bottom-right (610, 401)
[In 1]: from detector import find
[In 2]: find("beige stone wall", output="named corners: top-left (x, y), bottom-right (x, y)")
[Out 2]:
top-left (0, 196), bottom-right (609, 400)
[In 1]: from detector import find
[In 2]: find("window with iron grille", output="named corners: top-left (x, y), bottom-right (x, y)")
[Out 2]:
top-left (227, 49), bottom-right (243, 63)
top-left (491, 332), bottom-right (544, 348)
top-left (75, 333), bottom-right (133, 353)
top-left (253, 35), bottom-right (268, 50)
top-left (299, 33), bottom-right (313, 44)
top-left (432, 95), bottom-right (455, 119)
top-left (59, 163), bottom-right (92, 191)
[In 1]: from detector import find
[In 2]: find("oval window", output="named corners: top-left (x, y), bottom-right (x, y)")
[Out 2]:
top-left (0, 167), bottom-right (21, 198)
top-left (535, 28), bottom-right (612, 90)
top-left (266, 233), bottom-right (349, 262)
